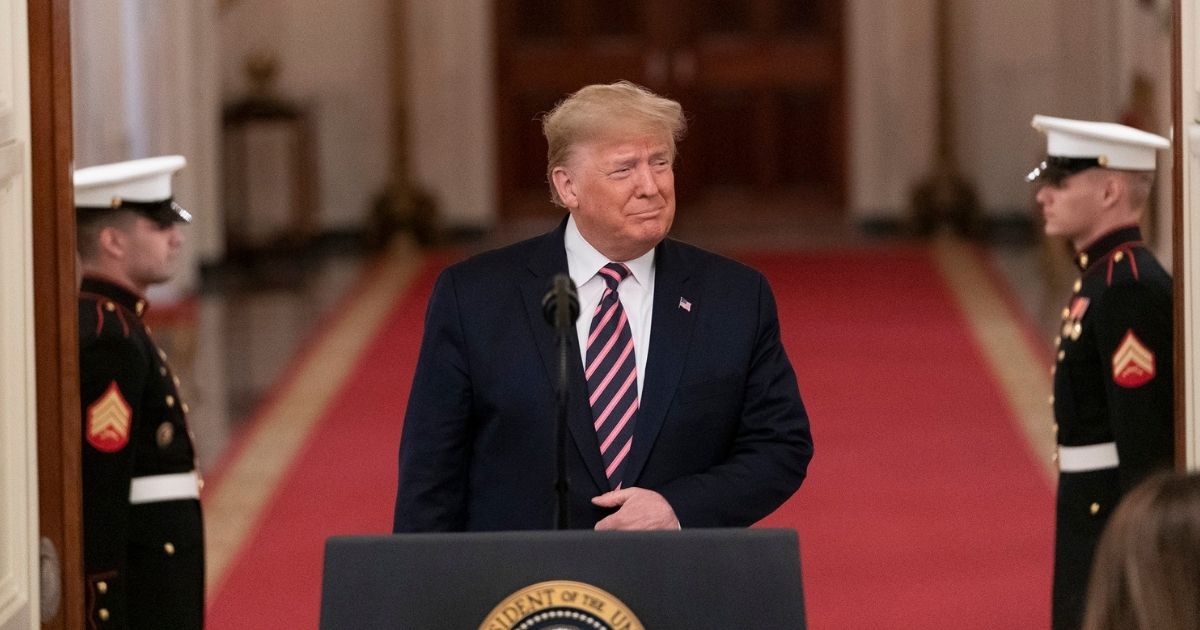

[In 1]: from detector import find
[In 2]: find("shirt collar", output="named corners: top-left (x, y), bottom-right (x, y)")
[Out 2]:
top-left (564, 214), bottom-right (655, 287)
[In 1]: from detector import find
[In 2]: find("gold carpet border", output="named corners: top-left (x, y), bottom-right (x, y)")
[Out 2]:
top-left (203, 236), bottom-right (423, 597)
top-left (932, 236), bottom-right (1057, 483)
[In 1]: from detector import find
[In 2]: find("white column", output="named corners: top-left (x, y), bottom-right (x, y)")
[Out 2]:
top-left (405, 0), bottom-right (496, 229)
top-left (845, 0), bottom-right (937, 220)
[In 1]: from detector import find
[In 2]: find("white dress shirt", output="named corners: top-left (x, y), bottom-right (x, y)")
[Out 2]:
top-left (564, 215), bottom-right (655, 398)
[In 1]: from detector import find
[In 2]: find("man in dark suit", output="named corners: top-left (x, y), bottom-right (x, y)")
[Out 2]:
top-left (76, 156), bottom-right (205, 629)
top-left (393, 81), bottom-right (813, 532)
top-left (1027, 115), bottom-right (1174, 630)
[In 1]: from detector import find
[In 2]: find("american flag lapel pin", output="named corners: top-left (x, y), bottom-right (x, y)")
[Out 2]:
top-left (678, 297), bottom-right (692, 312)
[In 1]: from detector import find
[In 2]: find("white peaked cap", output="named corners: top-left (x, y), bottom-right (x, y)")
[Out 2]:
top-left (74, 155), bottom-right (187, 206)
top-left (1031, 115), bottom-right (1169, 171)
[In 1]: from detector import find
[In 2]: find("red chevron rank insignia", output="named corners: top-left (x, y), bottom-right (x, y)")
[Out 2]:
top-left (87, 382), bottom-right (132, 452)
top-left (1112, 330), bottom-right (1155, 388)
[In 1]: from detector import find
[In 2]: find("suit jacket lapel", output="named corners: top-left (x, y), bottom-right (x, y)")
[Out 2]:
top-left (624, 239), bottom-right (696, 486)
top-left (521, 218), bottom-right (610, 491)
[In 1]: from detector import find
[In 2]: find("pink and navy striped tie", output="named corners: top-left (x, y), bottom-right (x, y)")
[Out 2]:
top-left (585, 262), bottom-right (638, 489)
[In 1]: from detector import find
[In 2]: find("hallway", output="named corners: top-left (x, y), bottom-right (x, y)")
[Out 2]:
top-left (146, 204), bottom-right (1077, 626)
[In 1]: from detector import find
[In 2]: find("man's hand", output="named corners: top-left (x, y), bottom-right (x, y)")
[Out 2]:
top-left (591, 487), bottom-right (680, 530)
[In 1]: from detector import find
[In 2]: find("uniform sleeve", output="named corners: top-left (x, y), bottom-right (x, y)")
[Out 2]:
top-left (1093, 282), bottom-right (1174, 490)
top-left (80, 334), bottom-right (147, 628)
top-left (393, 269), bottom-right (475, 531)
top-left (656, 274), bottom-right (814, 527)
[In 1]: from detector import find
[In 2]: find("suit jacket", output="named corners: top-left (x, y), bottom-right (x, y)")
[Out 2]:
top-left (393, 219), bottom-right (813, 531)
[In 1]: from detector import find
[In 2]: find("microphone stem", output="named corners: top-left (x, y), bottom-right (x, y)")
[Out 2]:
top-left (554, 307), bottom-right (570, 530)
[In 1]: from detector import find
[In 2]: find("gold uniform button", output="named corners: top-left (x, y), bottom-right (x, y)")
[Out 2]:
top-left (99, 608), bottom-right (110, 621)
top-left (97, 580), bottom-right (108, 594)
top-left (158, 348), bottom-right (167, 360)
top-left (1073, 279), bottom-right (1082, 292)
top-left (1061, 307), bottom-right (1070, 319)
top-left (173, 375), bottom-right (181, 387)
top-left (1071, 323), bottom-right (1082, 340)
top-left (1057, 350), bottom-right (1065, 361)
top-left (165, 395), bottom-right (175, 407)
top-left (1113, 251), bottom-right (1124, 262)
top-left (136, 300), bottom-right (146, 316)
top-left (182, 402), bottom-right (190, 414)
top-left (1090, 502), bottom-right (1100, 516)
top-left (160, 366), bottom-right (168, 376)
top-left (164, 542), bottom-right (176, 555)
top-left (1079, 254), bottom-right (1088, 268)
top-left (156, 422), bottom-right (174, 448)
top-left (104, 301), bottom-right (116, 312)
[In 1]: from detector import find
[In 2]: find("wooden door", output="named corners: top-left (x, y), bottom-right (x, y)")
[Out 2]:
top-left (494, 0), bottom-right (845, 219)
top-left (27, 0), bottom-right (85, 627)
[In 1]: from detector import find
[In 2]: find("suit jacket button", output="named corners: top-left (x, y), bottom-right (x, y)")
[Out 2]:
top-left (1089, 502), bottom-right (1100, 516)
top-left (164, 542), bottom-right (176, 555)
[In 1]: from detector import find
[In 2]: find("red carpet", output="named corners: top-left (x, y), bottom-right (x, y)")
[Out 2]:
top-left (750, 247), bottom-right (1054, 628)
top-left (206, 246), bottom-right (1054, 629)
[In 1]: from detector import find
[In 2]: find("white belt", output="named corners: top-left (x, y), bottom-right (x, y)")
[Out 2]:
top-left (129, 472), bottom-right (200, 504)
top-left (1058, 442), bottom-right (1119, 473)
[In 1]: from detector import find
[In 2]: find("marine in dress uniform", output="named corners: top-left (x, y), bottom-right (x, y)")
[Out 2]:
top-left (1028, 116), bottom-right (1174, 630)
top-left (76, 156), bottom-right (205, 630)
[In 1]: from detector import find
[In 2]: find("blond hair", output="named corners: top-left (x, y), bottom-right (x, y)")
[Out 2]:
top-left (541, 81), bottom-right (687, 207)
top-left (1083, 472), bottom-right (1200, 630)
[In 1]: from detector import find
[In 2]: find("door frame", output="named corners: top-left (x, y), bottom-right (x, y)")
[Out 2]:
top-left (28, 0), bottom-right (82, 626)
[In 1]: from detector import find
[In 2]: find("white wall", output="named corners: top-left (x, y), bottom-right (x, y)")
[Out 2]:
top-left (953, 0), bottom-right (1066, 217)
top-left (217, 0), bottom-right (393, 233)
top-left (78, 1), bottom-right (1172, 235)
top-left (846, 0), bottom-right (937, 220)
top-left (71, 0), bottom-right (222, 300)
top-left (404, 0), bottom-right (496, 229)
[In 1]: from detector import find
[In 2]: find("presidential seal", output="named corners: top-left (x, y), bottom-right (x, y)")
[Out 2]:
top-left (479, 580), bottom-right (643, 630)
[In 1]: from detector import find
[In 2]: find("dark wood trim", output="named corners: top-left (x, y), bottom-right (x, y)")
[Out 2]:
top-left (28, 0), bottom-right (83, 626)
top-left (1171, 0), bottom-right (1185, 471)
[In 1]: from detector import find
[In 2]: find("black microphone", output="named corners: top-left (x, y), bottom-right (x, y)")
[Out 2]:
top-left (542, 273), bottom-right (578, 529)
top-left (542, 273), bottom-right (580, 330)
